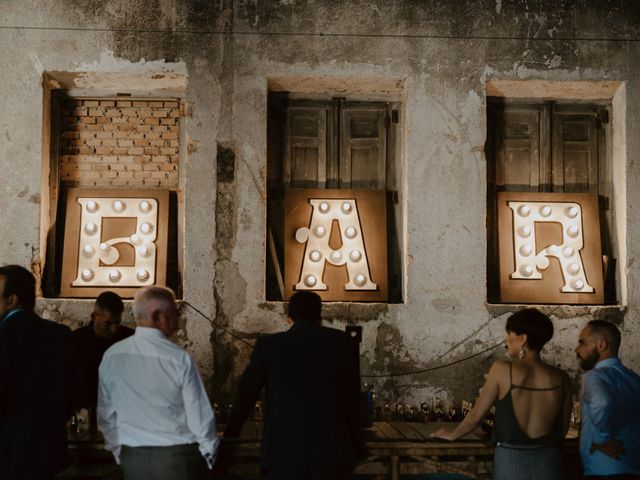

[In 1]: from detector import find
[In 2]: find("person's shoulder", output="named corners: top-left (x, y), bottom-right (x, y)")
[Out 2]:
top-left (115, 325), bottom-right (135, 339)
top-left (39, 316), bottom-right (73, 335)
top-left (102, 334), bottom-right (135, 357)
top-left (489, 358), bottom-right (511, 372)
top-left (72, 324), bottom-right (92, 338)
top-left (318, 325), bottom-right (350, 341)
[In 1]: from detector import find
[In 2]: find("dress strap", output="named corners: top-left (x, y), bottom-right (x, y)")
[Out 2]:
top-left (510, 362), bottom-right (563, 391)
top-left (508, 361), bottom-right (513, 390)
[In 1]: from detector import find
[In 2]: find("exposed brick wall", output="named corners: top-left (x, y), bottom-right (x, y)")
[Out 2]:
top-left (59, 99), bottom-right (180, 188)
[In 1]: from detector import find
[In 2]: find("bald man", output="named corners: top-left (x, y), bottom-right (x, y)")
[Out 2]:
top-left (97, 287), bottom-right (219, 480)
top-left (576, 320), bottom-right (640, 479)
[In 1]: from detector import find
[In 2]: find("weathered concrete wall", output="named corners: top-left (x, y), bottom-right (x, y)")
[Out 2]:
top-left (1, 0), bottom-right (639, 407)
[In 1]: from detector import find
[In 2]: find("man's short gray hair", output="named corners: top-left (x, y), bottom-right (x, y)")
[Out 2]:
top-left (133, 286), bottom-right (176, 321)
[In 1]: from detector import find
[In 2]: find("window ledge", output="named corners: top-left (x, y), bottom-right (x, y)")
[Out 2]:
top-left (485, 302), bottom-right (626, 321)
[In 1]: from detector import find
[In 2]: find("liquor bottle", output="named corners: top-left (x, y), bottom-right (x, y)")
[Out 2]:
top-left (382, 400), bottom-right (391, 421)
top-left (253, 401), bottom-right (263, 421)
top-left (394, 403), bottom-right (404, 421)
top-left (360, 384), bottom-right (374, 428)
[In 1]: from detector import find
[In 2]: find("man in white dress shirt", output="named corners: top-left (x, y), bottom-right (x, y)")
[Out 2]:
top-left (97, 286), bottom-right (219, 480)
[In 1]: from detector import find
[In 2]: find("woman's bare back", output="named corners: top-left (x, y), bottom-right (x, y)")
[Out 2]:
top-left (498, 361), bottom-right (569, 440)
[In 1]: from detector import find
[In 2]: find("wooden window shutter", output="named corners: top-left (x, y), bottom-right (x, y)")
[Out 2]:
top-left (339, 103), bottom-right (387, 189)
top-left (551, 111), bottom-right (598, 193)
top-left (284, 103), bottom-right (327, 188)
top-left (493, 105), bottom-right (549, 192)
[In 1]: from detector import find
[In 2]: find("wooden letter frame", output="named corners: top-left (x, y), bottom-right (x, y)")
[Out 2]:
top-left (60, 188), bottom-right (169, 298)
top-left (497, 192), bottom-right (604, 305)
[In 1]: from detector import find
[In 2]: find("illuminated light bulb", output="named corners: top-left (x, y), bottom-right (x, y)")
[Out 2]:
top-left (547, 245), bottom-right (559, 255)
top-left (350, 249), bottom-right (362, 262)
top-left (309, 250), bottom-right (322, 262)
top-left (84, 222), bottom-right (97, 235)
top-left (305, 275), bottom-right (317, 287)
top-left (139, 201), bottom-right (151, 213)
top-left (137, 246), bottom-right (149, 257)
top-left (520, 245), bottom-right (533, 256)
top-left (354, 274), bottom-right (366, 286)
top-left (86, 200), bottom-right (98, 213)
top-left (567, 225), bottom-right (579, 238)
top-left (136, 268), bottom-right (149, 281)
top-left (573, 279), bottom-right (585, 290)
top-left (520, 265), bottom-right (534, 277)
top-left (130, 234), bottom-right (140, 245)
top-left (518, 205), bottom-right (530, 217)
top-left (566, 206), bottom-right (579, 218)
top-left (519, 226), bottom-right (532, 238)
top-left (81, 269), bottom-right (93, 281)
top-left (540, 206), bottom-right (552, 217)
top-left (330, 250), bottom-right (342, 262)
top-left (342, 202), bottom-right (352, 214)
top-left (109, 269), bottom-right (121, 282)
top-left (113, 200), bottom-right (125, 212)
top-left (314, 225), bottom-right (326, 237)
top-left (563, 246), bottom-right (575, 257)
top-left (140, 222), bottom-right (152, 234)
top-left (568, 263), bottom-right (581, 275)
top-left (82, 245), bottom-right (95, 257)
top-left (318, 202), bottom-right (330, 213)
top-left (345, 226), bottom-right (357, 239)
top-left (99, 242), bottom-right (110, 252)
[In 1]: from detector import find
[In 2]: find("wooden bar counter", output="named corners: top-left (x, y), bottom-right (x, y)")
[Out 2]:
top-left (60, 422), bottom-right (580, 479)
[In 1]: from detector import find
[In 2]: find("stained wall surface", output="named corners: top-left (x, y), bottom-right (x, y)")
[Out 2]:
top-left (1, 0), bottom-right (639, 406)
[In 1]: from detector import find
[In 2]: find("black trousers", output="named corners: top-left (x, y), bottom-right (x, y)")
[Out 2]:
top-left (120, 443), bottom-right (207, 480)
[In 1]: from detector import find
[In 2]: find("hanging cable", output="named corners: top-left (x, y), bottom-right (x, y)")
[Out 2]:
top-left (182, 300), bottom-right (255, 349)
top-left (361, 341), bottom-right (505, 378)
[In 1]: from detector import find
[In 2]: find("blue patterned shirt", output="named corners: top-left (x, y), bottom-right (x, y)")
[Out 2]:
top-left (580, 357), bottom-right (640, 476)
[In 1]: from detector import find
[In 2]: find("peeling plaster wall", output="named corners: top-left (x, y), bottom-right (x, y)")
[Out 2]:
top-left (1, 0), bottom-right (640, 406)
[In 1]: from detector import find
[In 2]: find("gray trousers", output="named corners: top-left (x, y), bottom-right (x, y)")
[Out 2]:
top-left (493, 443), bottom-right (563, 480)
top-left (120, 443), bottom-right (208, 480)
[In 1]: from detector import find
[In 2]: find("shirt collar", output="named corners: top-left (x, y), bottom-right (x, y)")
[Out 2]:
top-left (134, 326), bottom-right (166, 339)
top-left (288, 318), bottom-right (320, 331)
top-left (594, 357), bottom-right (620, 369)
top-left (0, 308), bottom-right (24, 324)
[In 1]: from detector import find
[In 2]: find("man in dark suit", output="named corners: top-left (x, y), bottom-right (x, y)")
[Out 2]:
top-left (0, 265), bottom-right (81, 479)
top-left (224, 291), bottom-right (362, 480)
top-left (72, 291), bottom-right (133, 429)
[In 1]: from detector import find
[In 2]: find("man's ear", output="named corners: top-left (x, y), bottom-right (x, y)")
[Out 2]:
top-left (150, 310), bottom-right (162, 326)
top-left (6, 293), bottom-right (19, 310)
top-left (596, 336), bottom-right (609, 354)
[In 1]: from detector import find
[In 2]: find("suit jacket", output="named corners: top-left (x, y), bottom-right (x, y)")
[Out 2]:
top-left (224, 320), bottom-right (362, 471)
top-left (72, 322), bottom-right (134, 409)
top-left (0, 309), bottom-right (82, 480)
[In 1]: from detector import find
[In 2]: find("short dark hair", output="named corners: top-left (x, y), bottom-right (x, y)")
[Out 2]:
top-left (506, 308), bottom-right (554, 351)
top-left (587, 320), bottom-right (621, 355)
top-left (287, 291), bottom-right (322, 323)
top-left (0, 265), bottom-right (36, 312)
top-left (95, 291), bottom-right (124, 316)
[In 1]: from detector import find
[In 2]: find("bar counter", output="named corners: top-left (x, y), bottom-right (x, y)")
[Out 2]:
top-left (60, 422), bottom-right (581, 479)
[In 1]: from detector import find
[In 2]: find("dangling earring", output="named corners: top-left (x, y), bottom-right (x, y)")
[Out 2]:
top-left (518, 345), bottom-right (527, 360)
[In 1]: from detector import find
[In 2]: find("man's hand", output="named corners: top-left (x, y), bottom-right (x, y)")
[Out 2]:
top-left (589, 439), bottom-right (625, 459)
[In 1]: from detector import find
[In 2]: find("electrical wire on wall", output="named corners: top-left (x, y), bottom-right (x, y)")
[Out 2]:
top-left (182, 300), bottom-right (563, 379)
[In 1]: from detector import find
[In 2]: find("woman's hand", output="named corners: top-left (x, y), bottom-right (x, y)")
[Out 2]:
top-left (431, 428), bottom-right (456, 441)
